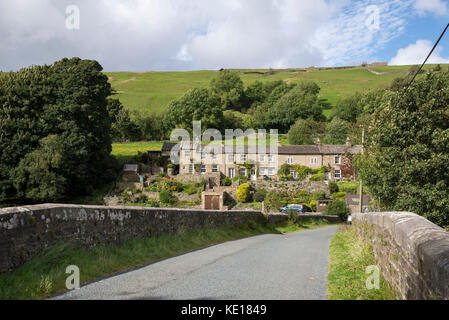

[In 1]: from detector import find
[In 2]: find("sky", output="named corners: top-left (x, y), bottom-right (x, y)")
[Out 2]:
top-left (0, 0), bottom-right (448, 71)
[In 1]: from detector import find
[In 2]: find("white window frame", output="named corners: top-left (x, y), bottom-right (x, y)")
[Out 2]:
top-left (268, 167), bottom-right (275, 176)
top-left (185, 150), bottom-right (191, 157)
top-left (188, 164), bottom-right (193, 174)
top-left (310, 157), bottom-right (317, 165)
top-left (201, 165), bottom-right (206, 174)
top-left (212, 164), bottom-right (218, 173)
top-left (289, 170), bottom-right (297, 179)
top-left (201, 152), bottom-right (206, 160)
top-left (240, 168), bottom-right (247, 177)
top-left (212, 153), bottom-right (218, 160)
top-left (335, 155), bottom-right (341, 165)
top-left (259, 154), bottom-right (266, 162)
top-left (228, 167), bottom-right (235, 178)
top-left (334, 169), bottom-right (341, 179)
top-left (228, 154), bottom-right (235, 162)
top-left (268, 155), bottom-right (274, 163)
top-left (240, 155), bottom-right (247, 162)
top-left (287, 157), bottom-right (293, 164)
top-left (259, 168), bottom-right (266, 176)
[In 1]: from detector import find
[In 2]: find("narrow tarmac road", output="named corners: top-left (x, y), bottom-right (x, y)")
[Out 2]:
top-left (54, 225), bottom-right (338, 300)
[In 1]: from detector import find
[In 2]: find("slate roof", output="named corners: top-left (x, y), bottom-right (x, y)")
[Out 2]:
top-left (160, 142), bottom-right (363, 155)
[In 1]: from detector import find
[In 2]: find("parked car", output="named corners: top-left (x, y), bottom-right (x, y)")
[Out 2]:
top-left (279, 204), bottom-right (312, 213)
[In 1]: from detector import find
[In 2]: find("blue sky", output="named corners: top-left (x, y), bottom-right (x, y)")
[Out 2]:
top-left (0, 0), bottom-right (448, 71)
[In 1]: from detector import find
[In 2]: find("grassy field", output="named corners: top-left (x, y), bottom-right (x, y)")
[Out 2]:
top-left (0, 219), bottom-right (333, 300)
top-left (327, 225), bottom-right (396, 300)
top-left (105, 65), bottom-right (444, 117)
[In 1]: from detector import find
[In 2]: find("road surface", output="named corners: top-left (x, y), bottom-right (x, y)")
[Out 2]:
top-left (53, 225), bottom-right (338, 300)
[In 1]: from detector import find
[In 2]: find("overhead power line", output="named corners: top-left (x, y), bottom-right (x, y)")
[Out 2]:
top-left (403, 22), bottom-right (449, 92)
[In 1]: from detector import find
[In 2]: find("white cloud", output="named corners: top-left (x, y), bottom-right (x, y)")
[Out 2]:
top-left (389, 40), bottom-right (449, 65)
top-left (413, 0), bottom-right (448, 16)
top-left (0, 0), bottom-right (420, 71)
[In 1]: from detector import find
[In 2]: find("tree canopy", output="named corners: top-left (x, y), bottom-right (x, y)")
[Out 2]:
top-left (357, 72), bottom-right (449, 227)
top-left (0, 57), bottom-right (119, 203)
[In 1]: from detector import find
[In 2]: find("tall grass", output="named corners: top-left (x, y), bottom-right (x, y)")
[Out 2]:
top-left (327, 225), bottom-right (396, 300)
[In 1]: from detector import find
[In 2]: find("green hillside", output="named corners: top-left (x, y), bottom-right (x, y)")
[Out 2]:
top-left (103, 64), bottom-right (443, 117)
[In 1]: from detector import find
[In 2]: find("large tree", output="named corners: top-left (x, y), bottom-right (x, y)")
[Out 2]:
top-left (210, 70), bottom-right (245, 111)
top-left (263, 82), bottom-right (326, 132)
top-left (357, 72), bottom-right (449, 227)
top-left (163, 88), bottom-right (224, 133)
top-left (0, 57), bottom-right (119, 203)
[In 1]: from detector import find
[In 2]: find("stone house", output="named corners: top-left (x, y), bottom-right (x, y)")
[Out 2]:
top-left (158, 138), bottom-right (362, 182)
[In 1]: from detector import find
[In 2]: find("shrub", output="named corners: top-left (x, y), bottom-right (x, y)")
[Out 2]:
top-left (265, 191), bottom-right (287, 212)
top-left (332, 192), bottom-right (347, 199)
top-left (312, 190), bottom-right (326, 200)
top-left (147, 198), bottom-right (160, 207)
top-left (329, 181), bottom-right (339, 194)
top-left (337, 181), bottom-right (359, 194)
top-left (325, 199), bottom-right (350, 221)
top-left (309, 173), bottom-right (325, 181)
top-left (159, 190), bottom-right (175, 204)
top-left (183, 183), bottom-right (197, 195)
top-left (309, 199), bottom-right (317, 212)
top-left (253, 189), bottom-right (267, 202)
top-left (237, 183), bottom-right (251, 203)
top-left (137, 194), bottom-right (148, 203)
top-left (158, 172), bottom-right (167, 178)
top-left (221, 177), bottom-right (232, 186)
top-left (296, 189), bottom-right (312, 203)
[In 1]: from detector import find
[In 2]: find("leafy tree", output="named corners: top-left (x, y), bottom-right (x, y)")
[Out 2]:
top-left (263, 82), bottom-right (325, 132)
top-left (356, 72), bottom-right (449, 227)
top-left (325, 200), bottom-right (350, 221)
top-left (333, 93), bottom-right (363, 122)
top-left (12, 135), bottom-right (67, 202)
top-left (210, 70), bottom-right (245, 111)
top-left (0, 57), bottom-right (119, 203)
top-left (288, 119), bottom-right (324, 145)
top-left (163, 88), bottom-right (224, 133)
top-left (390, 77), bottom-right (409, 92)
top-left (324, 117), bottom-right (348, 144)
top-left (111, 108), bottom-right (141, 141)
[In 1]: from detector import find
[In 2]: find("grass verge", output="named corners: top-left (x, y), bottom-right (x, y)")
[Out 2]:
top-left (0, 219), bottom-right (333, 300)
top-left (327, 225), bottom-right (396, 300)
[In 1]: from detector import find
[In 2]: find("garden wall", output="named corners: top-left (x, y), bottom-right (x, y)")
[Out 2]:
top-left (0, 204), bottom-right (266, 273)
top-left (352, 212), bottom-right (449, 299)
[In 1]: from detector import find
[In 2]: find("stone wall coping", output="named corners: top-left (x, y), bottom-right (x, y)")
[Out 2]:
top-left (353, 211), bottom-right (449, 299)
top-left (0, 203), bottom-right (254, 216)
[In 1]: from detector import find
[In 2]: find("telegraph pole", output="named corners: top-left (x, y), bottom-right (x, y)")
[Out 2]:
top-left (359, 127), bottom-right (365, 213)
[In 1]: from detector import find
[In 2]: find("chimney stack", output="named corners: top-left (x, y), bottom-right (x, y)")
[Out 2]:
top-left (346, 137), bottom-right (352, 147)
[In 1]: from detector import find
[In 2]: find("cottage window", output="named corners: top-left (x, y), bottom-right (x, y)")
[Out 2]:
top-left (259, 154), bottom-right (266, 162)
top-left (212, 165), bottom-right (218, 173)
top-left (287, 157), bottom-right (293, 164)
top-left (259, 168), bottom-right (266, 175)
top-left (268, 168), bottom-right (275, 176)
top-left (188, 164), bottom-right (193, 174)
top-left (268, 155), bottom-right (274, 163)
top-left (311, 157), bottom-right (317, 165)
top-left (185, 150), bottom-right (191, 157)
top-left (240, 155), bottom-right (247, 162)
top-left (228, 154), bottom-right (235, 162)
top-left (335, 155), bottom-right (341, 165)
top-left (334, 169), bottom-right (341, 179)
top-left (201, 165), bottom-right (206, 174)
